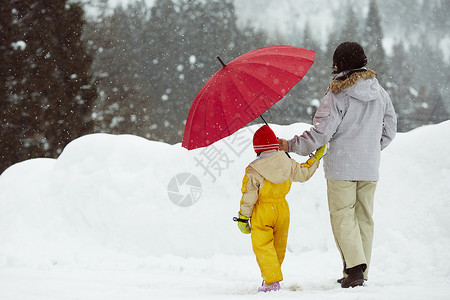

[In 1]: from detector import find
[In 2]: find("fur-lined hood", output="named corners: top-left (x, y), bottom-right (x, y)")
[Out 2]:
top-left (329, 69), bottom-right (377, 97)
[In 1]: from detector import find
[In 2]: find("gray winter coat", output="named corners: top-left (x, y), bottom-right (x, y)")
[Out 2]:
top-left (288, 68), bottom-right (397, 181)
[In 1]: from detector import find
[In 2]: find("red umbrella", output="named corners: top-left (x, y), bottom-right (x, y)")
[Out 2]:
top-left (182, 45), bottom-right (315, 150)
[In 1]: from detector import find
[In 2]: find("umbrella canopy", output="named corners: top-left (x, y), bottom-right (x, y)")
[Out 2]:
top-left (182, 45), bottom-right (315, 150)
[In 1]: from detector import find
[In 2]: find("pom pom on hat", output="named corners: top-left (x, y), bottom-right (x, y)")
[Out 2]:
top-left (253, 125), bottom-right (279, 153)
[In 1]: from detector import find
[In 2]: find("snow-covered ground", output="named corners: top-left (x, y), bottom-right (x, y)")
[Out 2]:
top-left (1, 121), bottom-right (449, 299)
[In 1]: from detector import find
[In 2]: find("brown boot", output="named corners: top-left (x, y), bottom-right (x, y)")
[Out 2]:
top-left (337, 277), bottom-right (346, 284)
top-left (341, 264), bottom-right (365, 288)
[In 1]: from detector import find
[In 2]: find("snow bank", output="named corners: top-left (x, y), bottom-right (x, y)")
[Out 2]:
top-left (0, 121), bottom-right (449, 296)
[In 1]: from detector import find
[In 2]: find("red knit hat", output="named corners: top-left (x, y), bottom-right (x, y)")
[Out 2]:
top-left (253, 125), bottom-right (279, 153)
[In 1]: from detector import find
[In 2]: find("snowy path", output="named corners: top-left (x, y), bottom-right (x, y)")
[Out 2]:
top-left (1, 254), bottom-right (449, 300)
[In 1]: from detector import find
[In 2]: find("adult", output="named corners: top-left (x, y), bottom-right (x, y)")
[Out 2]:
top-left (278, 41), bottom-right (397, 288)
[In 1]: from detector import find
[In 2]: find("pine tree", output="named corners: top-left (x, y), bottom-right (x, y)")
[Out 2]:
top-left (143, 0), bottom-right (197, 142)
top-left (385, 42), bottom-right (415, 131)
top-left (142, 0), bottom-right (247, 143)
top-left (0, 0), bottom-right (97, 174)
top-left (408, 34), bottom-right (450, 127)
top-left (285, 22), bottom-right (324, 123)
top-left (85, 1), bottom-right (152, 137)
top-left (427, 91), bottom-right (450, 125)
top-left (339, 6), bottom-right (361, 43)
top-left (362, 0), bottom-right (387, 83)
top-left (324, 24), bottom-right (340, 71)
top-left (0, 2), bottom-right (23, 170)
top-left (84, 0), bottom-right (266, 143)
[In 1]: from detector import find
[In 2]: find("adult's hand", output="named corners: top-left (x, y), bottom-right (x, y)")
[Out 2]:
top-left (278, 138), bottom-right (289, 152)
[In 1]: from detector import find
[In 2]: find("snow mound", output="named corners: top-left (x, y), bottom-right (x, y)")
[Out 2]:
top-left (0, 121), bottom-right (449, 288)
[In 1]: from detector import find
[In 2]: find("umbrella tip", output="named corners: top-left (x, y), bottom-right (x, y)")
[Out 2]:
top-left (217, 56), bottom-right (226, 68)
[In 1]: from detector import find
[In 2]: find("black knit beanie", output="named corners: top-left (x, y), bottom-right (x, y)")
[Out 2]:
top-left (332, 41), bottom-right (367, 74)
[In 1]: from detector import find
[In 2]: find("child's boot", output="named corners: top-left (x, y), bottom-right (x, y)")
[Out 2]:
top-left (257, 280), bottom-right (281, 292)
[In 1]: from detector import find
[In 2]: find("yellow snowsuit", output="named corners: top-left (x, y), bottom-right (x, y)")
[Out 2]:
top-left (240, 150), bottom-right (319, 284)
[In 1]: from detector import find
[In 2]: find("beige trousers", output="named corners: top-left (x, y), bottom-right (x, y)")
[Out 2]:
top-left (327, 180), bottom-right (377, 280)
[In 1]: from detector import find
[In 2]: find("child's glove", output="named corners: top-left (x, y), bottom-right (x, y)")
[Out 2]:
top-left (313, 143), bottom-right (329, 160)
top-left (233, 213), bottom-right (251, 234)
top-left (278, 138), bottom-right (289, 152)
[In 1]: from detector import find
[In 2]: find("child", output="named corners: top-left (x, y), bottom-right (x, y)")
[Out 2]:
top-left (234, 125), bottom-right (327, 292)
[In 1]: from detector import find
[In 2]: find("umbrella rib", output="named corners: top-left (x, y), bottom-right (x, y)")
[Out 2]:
top-left (218, 74), bottom-right (238, 136)
top-left (234, 60), bottom-right (313, 79)
top-left (227, 66), bottom-right (288, 100)
top-left (225, 70), bottom-right (271, 120)
top-left (236, 50), bottom-right (314, 66)
top-left (224, 59), bottom-right (314, 123)
top-left (234, 47), bottom-right (313, 58)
